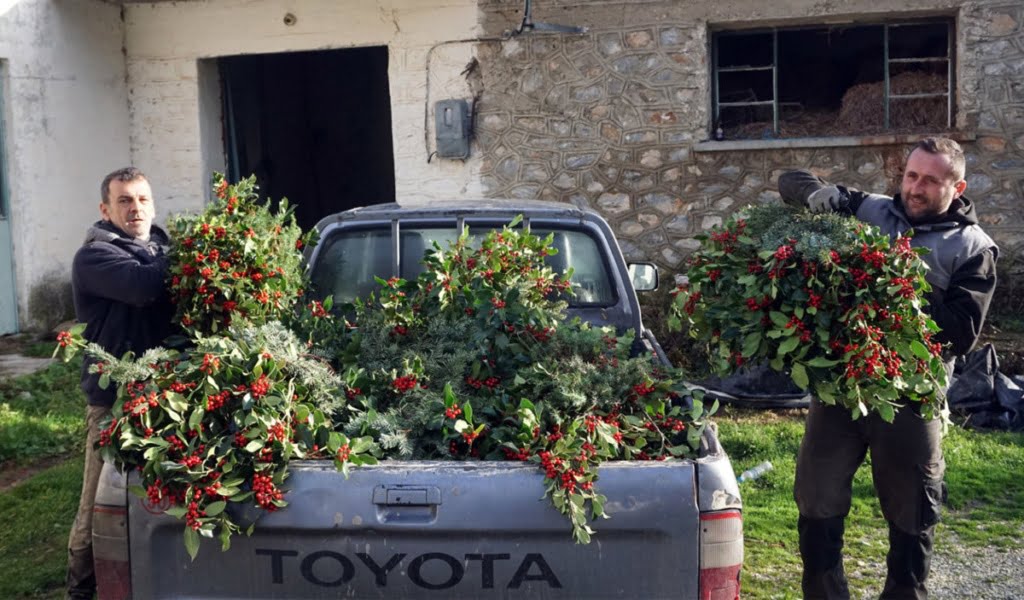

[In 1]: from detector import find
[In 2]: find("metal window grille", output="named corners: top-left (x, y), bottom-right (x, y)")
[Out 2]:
top-left (712, 20), bottom-right (954, 137)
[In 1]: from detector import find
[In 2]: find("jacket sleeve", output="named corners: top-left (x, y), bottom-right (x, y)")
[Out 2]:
top-left (777, 170), bottom-right (871, 214)
top-left (925, 247), bottom-right (998, 356)
top-left (73, 242), bottom-right (170, 307)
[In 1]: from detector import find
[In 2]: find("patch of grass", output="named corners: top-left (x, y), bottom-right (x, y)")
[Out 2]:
top-left (0, 358), bottom-right (85, 465)
top-left (941, 426), bottom-right (1024, 546)
top-left (24, 342), bottom-right (59, 359)
top-left (0, 457), bottom-right (81, 599)
top-left (717, 405), bottom-right (1024, 599)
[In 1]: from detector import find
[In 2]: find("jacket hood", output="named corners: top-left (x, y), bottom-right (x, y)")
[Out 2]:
top-left (84, 220), bottom-right (170, 247)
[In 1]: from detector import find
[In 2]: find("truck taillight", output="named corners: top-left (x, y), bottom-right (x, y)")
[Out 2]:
top-left (700, 509), bottom-right (743, 600)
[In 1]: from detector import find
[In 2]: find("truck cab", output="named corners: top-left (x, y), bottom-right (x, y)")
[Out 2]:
top-left (305, 199), bottom-right (667, 361)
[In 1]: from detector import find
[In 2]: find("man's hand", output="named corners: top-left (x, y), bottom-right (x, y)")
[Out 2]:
top-left (807, 185), bottom-right (848, 213)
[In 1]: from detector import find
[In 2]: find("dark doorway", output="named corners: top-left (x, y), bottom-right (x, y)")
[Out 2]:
top-left (220, 47), bottom-right (396, 231)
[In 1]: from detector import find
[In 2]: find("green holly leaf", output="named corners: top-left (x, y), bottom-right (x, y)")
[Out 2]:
top-left (778, 336), bottom-right (800, 355)
top-left (806, 357), bottom-right (839, 367)
top-left (184, 527), bottom-right (200, 561)
top-left (791, 363), bottom-right (809, 389)
top-left (204, 501), bottom-right (227, 517)
top-left (910, 341), bottom-right (930, 359)
top-left (742, 332), bottom-right (762, 358)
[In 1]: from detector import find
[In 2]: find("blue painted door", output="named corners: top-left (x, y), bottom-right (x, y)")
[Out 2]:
top-left (0, 70), bottom-right (18, 334)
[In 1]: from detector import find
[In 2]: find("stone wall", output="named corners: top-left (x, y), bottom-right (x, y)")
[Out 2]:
top-left (474, 0), bottom-right (1024, 301)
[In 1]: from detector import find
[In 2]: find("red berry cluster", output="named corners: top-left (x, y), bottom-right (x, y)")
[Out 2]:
top-left (206, 390), bottom-right (231, 411)
top-left (392, 375), bottom-right (417, 393)
top-left (465, 376), bottom-right (500, 390)
top-left (122, 391), bottom-right (159, 416)
top-left (502, 446), bottom-right (531, 461)
top-left (538, 450), bottom-right (587, 494)
top-left (249, 374), bottom-right (271, 398)
top-left (56, 331), bottom-right (73, 347)
top-left (179, 454), bottom-right (203, 469)
top-left (200, 353), bottom-right (220, 374)
top-left (773, 244), bottom-right (795, 261)
top-left (184, 496), bottom-right (206, 531)
top-left (169, 381), bottom-right (197, 393)
top-left (525, 324), bottom-right (553, 342)
top-left (252, 473), bottom-right (283, 511)
top-left (645, 415), bottom-right (687, 433)
top-left (632, 382), bottom-right (655, 397)
top-left (267, 421), bottom-right (288, 443)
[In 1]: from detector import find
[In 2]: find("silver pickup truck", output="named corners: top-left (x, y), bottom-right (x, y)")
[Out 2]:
top-left (92, 199), bottom-right (744, 599)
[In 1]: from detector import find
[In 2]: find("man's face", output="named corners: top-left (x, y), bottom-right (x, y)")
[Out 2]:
top-left (100, 177), bottom-right (155, 240)
top-left (900, 148), bottom-right (967, 222)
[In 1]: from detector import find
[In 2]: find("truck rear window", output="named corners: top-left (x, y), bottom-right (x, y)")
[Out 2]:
top-left (309, 225), bottom-right (615, 307)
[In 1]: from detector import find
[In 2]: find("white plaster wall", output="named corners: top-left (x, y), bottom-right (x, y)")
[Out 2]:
top-left (124, 0), bottom-right (487, 219)
top-left (0, 0), bottom-right (130, 329)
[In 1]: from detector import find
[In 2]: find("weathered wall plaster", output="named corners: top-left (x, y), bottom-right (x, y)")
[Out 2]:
top-left (0, 0), bottom-right (130, 330)
top-left (123, 0), bottom-right (489, 219)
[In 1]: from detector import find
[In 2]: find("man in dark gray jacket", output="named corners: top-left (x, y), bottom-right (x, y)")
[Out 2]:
top-left (779, 137), bottom-right (997, 600)
top-left (66, 167), bottom-right (174, 599)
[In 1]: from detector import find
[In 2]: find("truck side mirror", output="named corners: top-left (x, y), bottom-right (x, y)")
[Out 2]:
top-left (628, 262), bottom-right (658, 292)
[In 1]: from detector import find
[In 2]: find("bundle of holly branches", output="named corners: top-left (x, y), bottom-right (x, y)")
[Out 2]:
top-left (670, 204), bottom-right (948, 423)
top-left (295, 216), bottom-right (716, 543)
top-left (57, 178), bottom-right (717, 555)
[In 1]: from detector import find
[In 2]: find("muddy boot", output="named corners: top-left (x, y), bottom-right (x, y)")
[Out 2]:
top-left (880, 522), bottom-right (932, 599)
top-left (799, 515), bottom-right (851, 600)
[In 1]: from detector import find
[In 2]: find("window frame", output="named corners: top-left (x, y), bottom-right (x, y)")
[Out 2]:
top-left (711, 18), bottom-right (955, 138)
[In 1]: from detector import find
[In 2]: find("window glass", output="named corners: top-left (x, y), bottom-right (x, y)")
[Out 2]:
top-left (309, 225), bottom-right (615, 306)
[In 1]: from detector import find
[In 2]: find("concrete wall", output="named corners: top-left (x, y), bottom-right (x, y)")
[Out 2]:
top-left (474, 0), bottom-right (1024, 291)
top-left (0, 0), bottom-right (130, 330)
top-left (123, 0), bottom-right (488, 219)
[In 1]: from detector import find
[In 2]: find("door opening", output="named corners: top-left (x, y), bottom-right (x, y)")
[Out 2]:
top-left (219, 47), bottom-right (396, 231)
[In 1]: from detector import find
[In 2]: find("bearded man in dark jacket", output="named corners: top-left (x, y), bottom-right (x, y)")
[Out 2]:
top-left (779, 137), bottom-right (997, 600)
top-left (66, 167), bottom-right (174, 599)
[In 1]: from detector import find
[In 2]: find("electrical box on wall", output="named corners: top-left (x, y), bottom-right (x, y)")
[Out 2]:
top-left (434, 99), bottom-right (471, 159)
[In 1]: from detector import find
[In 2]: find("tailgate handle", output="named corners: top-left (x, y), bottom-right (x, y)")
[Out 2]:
top-left (372, 485), bottom-right (442, 506)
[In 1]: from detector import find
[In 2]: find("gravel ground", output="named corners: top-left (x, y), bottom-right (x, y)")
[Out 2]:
top-left (856, 541), bottom-right (1024, 599)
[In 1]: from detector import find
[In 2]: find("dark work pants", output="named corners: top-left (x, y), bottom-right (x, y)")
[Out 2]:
top-left (794, 399), bottom-right (945, 600)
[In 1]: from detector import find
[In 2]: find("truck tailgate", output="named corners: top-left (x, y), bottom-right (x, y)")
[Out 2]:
top-left (129, 460), bottom-right (699, 599)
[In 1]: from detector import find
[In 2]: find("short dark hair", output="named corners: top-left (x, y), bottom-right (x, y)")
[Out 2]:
top-left (100, 167), bottom-right (147, 204)
top-left (913, 137), bottom-right (966, 182)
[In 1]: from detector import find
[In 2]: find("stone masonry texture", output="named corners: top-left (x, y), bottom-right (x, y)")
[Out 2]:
top-left (473, 0), bottom-right (1024, 297)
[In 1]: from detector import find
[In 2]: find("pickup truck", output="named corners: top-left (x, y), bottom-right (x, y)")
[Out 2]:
top-left (92, 199), bottom-right (744, 599)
